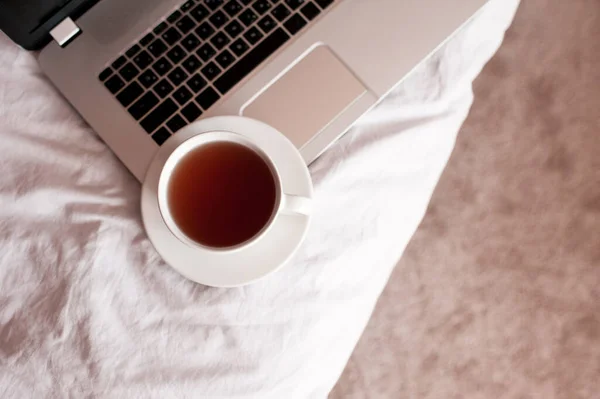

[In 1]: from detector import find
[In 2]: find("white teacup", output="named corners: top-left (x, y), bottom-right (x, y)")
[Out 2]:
top-left (141, 116), bottom-right (313, 287)
top-left (157, 131), bottom-right (312, 252)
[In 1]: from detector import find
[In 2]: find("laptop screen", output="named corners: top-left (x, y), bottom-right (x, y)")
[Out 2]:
top-left (2, 0), bottom-right (74, 33)
top-left (0, 0), bottom-right (97, 50)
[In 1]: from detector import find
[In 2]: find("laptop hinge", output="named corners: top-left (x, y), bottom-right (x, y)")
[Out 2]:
top-left (50, 17), bottom-right (81, 48)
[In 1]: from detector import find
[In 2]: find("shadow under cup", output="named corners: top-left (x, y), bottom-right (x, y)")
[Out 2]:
top-left (159, 135), bottom-right (282, 251)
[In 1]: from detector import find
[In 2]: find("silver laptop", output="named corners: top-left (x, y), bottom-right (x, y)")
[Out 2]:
top-left (1, 0), bottom-right (488, 181)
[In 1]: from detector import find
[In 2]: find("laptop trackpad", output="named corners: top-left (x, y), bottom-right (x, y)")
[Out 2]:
top-left (242, 46), bottom-right (367, 148)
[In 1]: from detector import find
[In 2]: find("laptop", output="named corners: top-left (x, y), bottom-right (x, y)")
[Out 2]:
top-left (0, 0), bottom-right (488, 181)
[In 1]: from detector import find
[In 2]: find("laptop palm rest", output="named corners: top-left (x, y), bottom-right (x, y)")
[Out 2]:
top-left (242, 45), bottom-right (368, 149)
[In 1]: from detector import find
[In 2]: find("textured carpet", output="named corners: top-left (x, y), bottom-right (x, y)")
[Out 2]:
top-left (331, 0), bottom-right (600, 397)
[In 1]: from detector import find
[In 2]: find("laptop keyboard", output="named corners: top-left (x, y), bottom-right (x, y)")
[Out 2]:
top-left (98, 0), bottom-right (335, 146)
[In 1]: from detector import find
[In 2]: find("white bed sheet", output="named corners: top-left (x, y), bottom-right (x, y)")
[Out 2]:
top-left (0, 1), bottom-right (519, 397)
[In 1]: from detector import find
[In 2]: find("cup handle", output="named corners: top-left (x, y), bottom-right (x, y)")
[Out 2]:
top-left (281, 194), bottom-right (312, 216)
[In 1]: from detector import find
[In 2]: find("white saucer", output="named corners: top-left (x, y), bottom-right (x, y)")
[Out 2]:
top-left (141, 116), bottom-right (313, 287)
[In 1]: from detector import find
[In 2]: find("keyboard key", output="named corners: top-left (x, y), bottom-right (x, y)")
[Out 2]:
top-left (148, 38), bottom-right (168, 57)
top-left (181, 101), bottom-right (202, 122)
top-left (285, 0), bottom-right (306, 10)
top-left (195, 22), bottom-right (215, 40)
top-left (191, 4), bottom-right (210, 22)
top-left (167, 10), bottom-right (182, 23)
top-left (154, 22), bottom-right (168, 35)
top-left (210, 32), bottom-right (230, 50)
top-left (140, 33), bottom-right (155, 46)
top-left (119, 62), bottom-right (140, 81)
top-left (201, 62), bottom-right (222, 80)
top-left (272, 4), bottom-right (291, 21)
top-left (152, 57), bottom-right (173, 76)
top-left (112, 55), bottom-right (127, 69)
top-left (205, 0), bottom-right (224, 10)
top-left (141, 98), bottom-right (178, 133)
top-left (253, 0), bottom-right (272, 14)
top-left (167, 114), bottom-right (188, 133)
top-left (196, 87), bottom-right (220, 109)
top-left (125, 44), bottom-right (141, 58)
top-left (300, 3), bottom-right (320, 20)
top-left (152, 127), bottom-right (171, 145)
top-left (197, 43), bottom-right (217, 61)
top-left (139, 69), bottom-right (159, 88)
top-left (167, 45), bottom-right (187, 64)
top-left (128, 91), bottom-right (159, 120)
top-left (180, 0), bottom-right (195, 11)
top-left (283, 13), bottom-right (306, 35)
top-left (99, 67), bottom-right (112, 81)
top-left (104, 74), bottom-right (125, 94)
top-left (154, 79), bottom-right (174, 98)
top-left (209, 10), bottom-right (229, 28)
top-left (116, 81), bottom-right (143, 107)
top-left (162, 27), bottom-right (182, 45)
top-left (225, 20), bottom-right (243, 38)
top-left (258, 15), bottom-right (276, 33)
top-left (186, 73), bottom-right (207, 92)
top-left (133, 50), bottom-right (153, 69)
top-left (244, 27), bottom-right (263, 44)
top-left (168, 67), bottom-right (189, 86)
top-left (182, 54), bottom-right (202, 73)
top-left (215, 50), bottom-right (235, 69)
top-left (176, 15), bottom-right (196, 34)
top-left (182, 33), bottom-right (201, 52)
top-left (230, 38), bottom-right (249, 56)
top-left (239, 9), bottom-right (258, 26)
top-left (215, 28), bottom-right (289, 94)
top-left (224, 0), bottom-right (243, 16)
top-left (173, 86), bottom-right (193, 105)
top-left (315, 0), bottom-right (333, 9)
